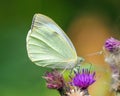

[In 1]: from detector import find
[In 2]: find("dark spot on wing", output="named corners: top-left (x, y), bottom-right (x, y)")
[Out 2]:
top-left (31, 14), bottom-right (43, 30)
top-left (51, 31), bottom-right (59, 37)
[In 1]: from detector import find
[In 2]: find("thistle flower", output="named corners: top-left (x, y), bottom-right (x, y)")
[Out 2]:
top-left (43, 70), bottom-right (65, 89)
top-left (104, 37), bottom-right (120, 67)
top-left (104, 37), bottom-right (120, 95)
top-left (71, 68), bottom-right (96, 90)
top-left (104, 37), bottom-right (120, 66)
top-left (105, 37), bottom-right (120, 53)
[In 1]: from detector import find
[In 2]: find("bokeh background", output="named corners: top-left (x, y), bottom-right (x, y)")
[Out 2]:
top-left (0, 0), bottom-right (120, 96)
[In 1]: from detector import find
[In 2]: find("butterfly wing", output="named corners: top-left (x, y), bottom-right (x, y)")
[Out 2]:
top-left (26, 14), bottom-right (78, 69)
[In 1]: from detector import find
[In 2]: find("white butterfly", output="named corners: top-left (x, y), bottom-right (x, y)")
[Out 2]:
top-left (26, 13), bottom-right (84, 69)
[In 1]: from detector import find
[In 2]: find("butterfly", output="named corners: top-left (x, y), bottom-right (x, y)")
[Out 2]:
top-left (26, 13), bottom-right (84, 69)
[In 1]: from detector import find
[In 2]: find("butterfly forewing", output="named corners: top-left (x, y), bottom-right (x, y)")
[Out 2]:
top-left (31, 14), bottom-right (76, 52)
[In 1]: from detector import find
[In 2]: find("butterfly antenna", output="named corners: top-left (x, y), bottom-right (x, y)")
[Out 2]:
top-left (85, 50), bottom-right (103, 57)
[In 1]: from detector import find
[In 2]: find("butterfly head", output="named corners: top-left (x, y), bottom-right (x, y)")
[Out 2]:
top-left (77, 57), bottom-right (84, 65)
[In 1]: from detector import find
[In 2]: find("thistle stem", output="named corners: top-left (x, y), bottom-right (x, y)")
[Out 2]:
top-left (84, 89), bottom-right (90, 96)
top-left (58, 87), bottom-right (67, 96)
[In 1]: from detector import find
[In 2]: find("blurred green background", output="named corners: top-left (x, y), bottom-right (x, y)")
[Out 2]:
top-left (0, 0), bottom-right (120, 96)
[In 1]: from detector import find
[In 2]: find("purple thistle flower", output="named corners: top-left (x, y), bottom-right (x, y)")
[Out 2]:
top-left (105, 37), bottom-right (120, 53)
top-left (104, 37), bottom-right (120, 93)
top-left (71, 68), bottom-right (96, 89)
top-left (43, 70), bottom-right (65, 89)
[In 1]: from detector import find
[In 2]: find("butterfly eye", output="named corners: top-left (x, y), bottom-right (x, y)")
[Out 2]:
top-left (80, 58), bottom-right (84, 63)
top-left (77, 57), bottom-right (84, 64)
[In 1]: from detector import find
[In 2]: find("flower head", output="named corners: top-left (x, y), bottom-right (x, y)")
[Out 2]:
top-left (105, 37), bottom-right (120, 53)
top-left (43, 70), bottom-right (65, 89)
top-left (71, 68), bottom-right (96, 89)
